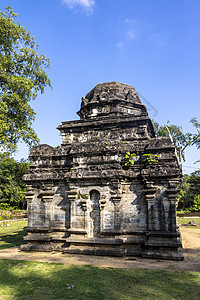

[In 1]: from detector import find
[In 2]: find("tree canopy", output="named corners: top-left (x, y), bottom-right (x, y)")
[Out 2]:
top-left (178, 171), bottom-right (200, 211)
top-left (0, 153), bottom-right (29, 208)
top-left (0, 6), bottom-right (51, 153)
top-left (191, 117), bottom-right (200, 150)
top-left (152, 118), bottom-right (199, 162)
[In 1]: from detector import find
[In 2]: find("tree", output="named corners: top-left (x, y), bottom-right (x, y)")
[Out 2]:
top-left (0, 6), bottom-right (51, 153)
top-left (178, 174), bottom-right (193, 210)
top-left (178, 171), bottom-right (200, 211)
top-left (153, 118), bottom-right (200, 161)
top-left (189, 195), bottom-right (200, 212)
top-left (187, 170), bottom-right (200, 198)
top-left (191, 117), bottom-right (200, 150)
top-left (152, 120), bottom-right (193, 161)
top-left (0, 153), bottom-right (29, 208)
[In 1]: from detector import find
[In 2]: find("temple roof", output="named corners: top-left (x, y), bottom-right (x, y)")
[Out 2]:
top-left (85, 82), bottom-right (142, 104)
top-left (77, 82), bottom-right (147, 119)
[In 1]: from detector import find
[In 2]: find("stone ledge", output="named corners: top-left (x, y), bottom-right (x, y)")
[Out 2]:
top-left (62, 248), bottom-right (124, 257)
top-left (123, 238), bottom-right (145, 244)
top-left (146, 231), bottom-right (181, 237)
top-left (145, 240), bottom-right (182, 248)
top-left (65, 238), bottom-right (123, 245)
top-left (24, 235), bottom-right (66, 242)
top-left (101, 230), bottom-right (146, 236)
top-left (25, 227), bottom-right (67, 233)
top-left (20, 244), bottom-right (55, 252)
top-left (67, 228), bottom-right (87, 234)
top-left (142, 249), bottom-right (184, 261)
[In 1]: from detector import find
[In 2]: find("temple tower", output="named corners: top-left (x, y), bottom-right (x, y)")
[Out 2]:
top-left (22, 82), bottom-right (183, 260)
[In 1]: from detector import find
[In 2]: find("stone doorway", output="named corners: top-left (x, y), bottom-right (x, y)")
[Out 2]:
top-left (90, 190), bottom-right (100, 236)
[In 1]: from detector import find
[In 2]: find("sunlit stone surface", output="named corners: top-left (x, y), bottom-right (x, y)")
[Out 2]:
top-left (21, 82), bottom-right (183, 260)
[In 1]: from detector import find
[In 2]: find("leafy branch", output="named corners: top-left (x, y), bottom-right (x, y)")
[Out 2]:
top-left (124, 152), bottom-right (136, 167)
top-left (143, 154), bottom-right (160, 164)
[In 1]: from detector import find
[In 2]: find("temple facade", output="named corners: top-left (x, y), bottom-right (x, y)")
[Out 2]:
top-left (21, 82), bottom-right (183, 260)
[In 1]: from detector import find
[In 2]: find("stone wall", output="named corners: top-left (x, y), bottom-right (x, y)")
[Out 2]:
top-left (21, 82), bottom-right (183, 260)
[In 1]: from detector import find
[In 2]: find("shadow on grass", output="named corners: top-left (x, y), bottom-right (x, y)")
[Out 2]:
top-left (0, 259), bottom-right (199, 300)
top-left (0, 228), bottom-right (27, 250)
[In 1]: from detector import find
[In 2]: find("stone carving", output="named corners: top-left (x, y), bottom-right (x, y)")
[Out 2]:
top-left (21, 82), bottom-right (183, 260)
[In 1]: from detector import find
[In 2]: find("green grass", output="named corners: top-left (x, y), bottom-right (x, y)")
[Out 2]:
top-left (0, 259), bottom-right (199, 300)
top-left (0, 209), bottom-right (27, 221)
top-left (0, 220), bottom-right (27, 250)
top-left (178, 217), bottom-right (200, 229)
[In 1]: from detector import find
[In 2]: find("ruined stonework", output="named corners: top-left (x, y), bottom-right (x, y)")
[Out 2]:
top-left (21, 82), bottom-right (183, 260)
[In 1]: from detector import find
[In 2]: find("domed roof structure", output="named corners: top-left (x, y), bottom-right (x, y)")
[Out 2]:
top-left (77, 82), bottom-right (147, 119)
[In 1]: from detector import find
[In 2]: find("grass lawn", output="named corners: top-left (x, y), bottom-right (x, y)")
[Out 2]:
top-left (0, 220), bottom-right (27, 250)
top-left (178, 217), bottom-right (200, 229)
top-left (0, 220), bottom-right (200, 299)
top-left (0, 209), bottom-right (27, 221)
top-left (0, 259), bottom-right (199, 300)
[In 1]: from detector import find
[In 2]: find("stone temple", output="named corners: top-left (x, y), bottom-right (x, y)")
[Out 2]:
top-left (21, 82), bottom-right (183, 260)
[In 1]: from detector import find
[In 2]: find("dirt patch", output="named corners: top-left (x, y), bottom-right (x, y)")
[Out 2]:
top-left (0, 227), bottom-right (199, 272)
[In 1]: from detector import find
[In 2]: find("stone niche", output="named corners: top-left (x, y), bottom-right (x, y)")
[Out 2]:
top-left (21, 82), bottom-right (183, 261)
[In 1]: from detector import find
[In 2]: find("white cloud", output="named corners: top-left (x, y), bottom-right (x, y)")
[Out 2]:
top-left (117, 18), bottom-right (137, 49)
top-left (124, 18), bottom-right (136, 26)
top-left (62, 0), bottom-right (95, 15)
top-left (62, 0), bottom-right (95, 9)
top-left (127, 30), bottom-right (137, 40)
top-left (124, 19), bottom-right (137, 40)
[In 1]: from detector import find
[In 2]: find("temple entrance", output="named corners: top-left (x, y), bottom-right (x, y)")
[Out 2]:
top-left (90, 190), bottom-right (100, 236)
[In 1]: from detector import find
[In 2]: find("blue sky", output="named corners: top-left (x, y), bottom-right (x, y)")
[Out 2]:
top-left (0, 0), bottom-right (199, 173)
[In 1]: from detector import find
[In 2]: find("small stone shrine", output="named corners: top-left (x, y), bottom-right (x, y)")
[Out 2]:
top-left (21, 82), bottom-right (183, 260)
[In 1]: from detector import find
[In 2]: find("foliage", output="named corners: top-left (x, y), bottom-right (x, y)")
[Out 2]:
top-left (152, 120), bottom-right (193, 161)
top-left (178, 171), bottom-right (200, 210)
top-left (187, 170), bottom-right (200, 196)
top-left (152, 118), bottom-right (200, 162)
top-left (124, 152), bottom-right (136, 167)
top-left (122, 141), bottom-right (130, 144)
top-left (77, 193), bottom-right (88, 200)
top-left (189, 195), bottom-right (200, 212)
top-left (0, 202), bottom-right (12, 210)
top-left (0, 6), bottom-right (51, 153)
top-left (0, 153), bottom-right (29, 208)
top-left (191, 117), bottom-right (200, 149)
top-left (143, 153), bottom-right (160, 164)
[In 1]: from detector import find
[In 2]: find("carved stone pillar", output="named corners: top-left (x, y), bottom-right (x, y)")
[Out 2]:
top-left (144, 181), bottom-right (157, 231)
top-left (25, 191), bottom-right (34, 227)
top-left (112, 196), bottom-right (121, 231)
top-left (99, 198), bottom-right (106, 232)
top-left (40, 191), bottom-right (55, 228)
top-left (166, 183), bottom-right (179, 232)
top-left (80, 199), bottom-right (87, 229)
top-left (68, 191), bottom-right (77, 229)
top-left (110, 179), bottom-right (122, 231)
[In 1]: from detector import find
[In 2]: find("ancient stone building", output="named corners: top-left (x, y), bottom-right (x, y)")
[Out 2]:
top-left (21, 82), bottom-right (183, 260)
